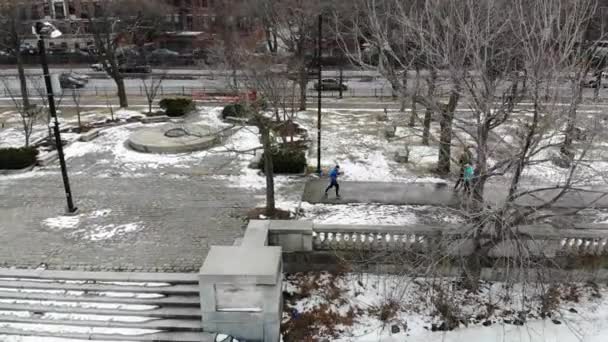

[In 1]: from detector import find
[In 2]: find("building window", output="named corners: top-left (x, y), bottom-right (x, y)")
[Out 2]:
top-left (54, 2), bottom-right (65, 19)
top-left (31, 5), bottom-right (41, 20)
top-left (43, 3), bottom-right (50, 17)
top-left (602, 7), bottom-right (608, 38)
top-left (74, 42), bottom-right (80, 49)
top-left (68, 1), bottom-right (76, 15)
top-left (186, 14), bottom-right (193, 30)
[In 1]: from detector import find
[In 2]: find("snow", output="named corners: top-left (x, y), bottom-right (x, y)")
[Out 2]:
top-left (0, 337), bottom-right (135, 342)
top-left (298, 203), bottom-right (463, 225)
top-left (0, 298), bottom-right (156, 311)
top-left (40, 211), bottom-right (144, 241)
top-left (284, 272), bottom-right (608, 342)
top-left (73, 222), bottom-right (144, 241)
top-left (0, 322), bottom-right (160, 336)
top-left (41, 215), bottom-right (80, 230)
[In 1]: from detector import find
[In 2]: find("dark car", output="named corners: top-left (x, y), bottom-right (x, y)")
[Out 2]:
top-left (118, 64), bottom-right (152, 74)
top-left (59, 73), bottom-right (88, 89)
top-left (314, 78), bottom-right (348, 91)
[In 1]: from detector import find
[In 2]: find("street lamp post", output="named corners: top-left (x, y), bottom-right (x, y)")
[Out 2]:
top-left (316, 14), bottom-right (322, 175)
top-left (34, 22), bottom-right (78, 214)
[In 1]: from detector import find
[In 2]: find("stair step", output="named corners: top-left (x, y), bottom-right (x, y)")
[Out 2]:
top-left (0, 302), bottom-right (201, 319)
top-left (0, 291), bottom-right (200, 306)
top-left (0, 269), bottom-right (198, 284)
top-left (0, 326), bottom-right (213, 342)
top-left (0, 280), bottom-right (199, 295)
top-left (0, 315), bottom-right (202, 331)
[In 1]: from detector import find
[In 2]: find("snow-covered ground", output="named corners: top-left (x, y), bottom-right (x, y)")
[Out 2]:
top-left (283, 272), bottom-right (608, 342)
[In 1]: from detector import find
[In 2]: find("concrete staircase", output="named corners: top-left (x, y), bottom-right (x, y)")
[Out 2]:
top-left (0, 268), bottom-right (215, 341)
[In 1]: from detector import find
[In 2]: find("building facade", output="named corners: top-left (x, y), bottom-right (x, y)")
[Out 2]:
top-left (1, 0), bottom-right (261, 54)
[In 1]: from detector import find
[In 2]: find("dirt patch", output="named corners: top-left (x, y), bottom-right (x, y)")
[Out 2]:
top-left (246, 207), bottom-right (293, 220)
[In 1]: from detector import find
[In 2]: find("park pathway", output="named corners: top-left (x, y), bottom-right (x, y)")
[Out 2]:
top-left (303, 180), bottom-right (608, 209)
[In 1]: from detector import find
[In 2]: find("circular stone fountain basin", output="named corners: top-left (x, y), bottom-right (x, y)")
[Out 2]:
top-left (128, 124), bottom-right (220, 154)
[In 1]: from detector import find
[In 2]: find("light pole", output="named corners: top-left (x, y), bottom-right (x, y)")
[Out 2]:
top-left (33, 22), bottom-right (78, 214)
top-left (316, 14), bottom-right (322, 174)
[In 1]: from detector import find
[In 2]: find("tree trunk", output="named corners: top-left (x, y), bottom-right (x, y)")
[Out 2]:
top-left (594, 72), bottom-right (601, 102)
top-left (422, 70), bottom-right (437, 146)
top-left (437, 89), bottom-right (459, 175)
top-left (16, 53), bottom-right (30, 110)
top-left (298, 69), bottom-right (308, 111)
top-left (115, 74), bottom-right (128, 108)
top-left (399, 70), bottom-right (408, 112)
top-left (261, 127), bottom-right (276, 215)
top-left (409, 68), bottom-right (420, 127)
top-left (562, 78), bottom-right (582, 160)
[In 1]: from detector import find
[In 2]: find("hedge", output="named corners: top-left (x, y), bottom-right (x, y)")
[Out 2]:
top-left (221, 103), bottom-right (251, 119)
top-left (159, 98), bottom-right (195, 117)
top-left (0, 147), bottom-right (39, 170)
top-left (261, 147), bottom-right (307, 174)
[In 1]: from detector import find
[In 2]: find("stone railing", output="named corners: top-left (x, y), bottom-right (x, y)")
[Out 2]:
top-left (266, 220), bottom-right (608, 257)
top-left (197, 220), bottom-right (608, 341)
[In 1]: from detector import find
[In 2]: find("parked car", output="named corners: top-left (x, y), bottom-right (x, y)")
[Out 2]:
top-left (314, 78), bottom-right (348, 91)
top-left (583, 71), bottom-right (608, 88)
top-left (90, 63), bottom-right (105, 71)
top-left (119, 64), bottom-right (152, 74)
top-left (19, 43), bottom-right (37, 55)
top-left (59, 73), bottom-right (87, 89)
top-left (149, 48), bottom-right (179, 59)
top-left (214, 333), bottom-right (240, 342)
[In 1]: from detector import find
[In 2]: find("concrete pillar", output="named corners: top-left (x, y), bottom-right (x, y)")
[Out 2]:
top-left (268, 220), bottom-right (313, 252)
top-left (199, 245), bottom-right (283, 342)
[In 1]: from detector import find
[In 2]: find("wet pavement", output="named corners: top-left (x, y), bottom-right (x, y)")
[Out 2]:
top-left (303, 179), bottom-right (608, 209)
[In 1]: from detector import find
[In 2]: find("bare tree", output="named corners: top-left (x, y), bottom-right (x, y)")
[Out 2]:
top-left (249, 0), bottom-right (325, 111)
top-left (337, 0), bottom-right (464, 175)
top-left (0, 1), bottom-right (33, 115)
top-left (85, 0), bottom-right (169, 108)
top-left (141, 70), bottom-right (167, 114)
top-left (0, 76), bottom-right (41, 147)
top-left (71, 89), bottom-right (83, 131)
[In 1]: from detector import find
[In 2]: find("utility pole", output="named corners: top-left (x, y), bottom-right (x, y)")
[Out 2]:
top-left (316, 14), bottom-right (322, 174)
top-left (338, 65), bottom-right (343, 99)
top-left (35, 22), bottom-right (78, 214)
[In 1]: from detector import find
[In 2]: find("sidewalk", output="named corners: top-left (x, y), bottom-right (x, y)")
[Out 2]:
top-left (303, 180), bottom-right (608, 209)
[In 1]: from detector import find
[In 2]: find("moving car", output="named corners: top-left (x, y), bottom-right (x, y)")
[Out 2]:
top-left (149, 48), bottom-right (179, 60)
top-left (119, 64), bottom-right (152, 74)
top-left (314, 78), bottom-right (348, 91)
top-left (59, 72), bottom-right (88, 89)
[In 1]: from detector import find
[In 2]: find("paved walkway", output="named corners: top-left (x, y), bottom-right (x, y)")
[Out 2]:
top-left (303, 180), bottom-right (608, 209)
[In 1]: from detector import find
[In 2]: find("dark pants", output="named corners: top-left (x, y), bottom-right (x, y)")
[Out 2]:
top-left (325, 179), bottom-right (340, 196)
top-left (463, 180), bottom-right (471, 193)
top-left (454, 169), bottom-right (464, 190)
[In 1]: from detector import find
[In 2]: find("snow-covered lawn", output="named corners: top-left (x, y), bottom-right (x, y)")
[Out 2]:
top-left (298, 203), bottom-right (463, 225)
top-left (283, 272), bottom-right (608, 342)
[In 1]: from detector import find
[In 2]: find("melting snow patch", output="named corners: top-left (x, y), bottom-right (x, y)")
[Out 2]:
top-left (41, 215), bottom-right (80, 230)
top-left (73, 222), bottom-right (144, 241)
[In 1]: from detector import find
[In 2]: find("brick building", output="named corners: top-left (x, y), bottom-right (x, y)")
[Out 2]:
top-left (1, 0), bottom-right (262, 53)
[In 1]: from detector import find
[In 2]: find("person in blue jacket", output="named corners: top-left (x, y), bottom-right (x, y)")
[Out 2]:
top-left (463, 163), bottom-right (474, 194)
top-left (324, 165), bottom-right (341, 199)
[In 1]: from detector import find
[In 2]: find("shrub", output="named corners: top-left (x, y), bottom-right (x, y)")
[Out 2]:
top-left (261, 147), bottom-right (307, 174)
top-left (159, 98), bottom-right (195, 117)
top-left (0, 147), bottom-right (39, 170)
top-left (221, 103), bottom-right (251, 119)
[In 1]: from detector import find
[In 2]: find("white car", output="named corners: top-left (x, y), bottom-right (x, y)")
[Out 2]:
top-left (90, 63), bottom-right (104, 71)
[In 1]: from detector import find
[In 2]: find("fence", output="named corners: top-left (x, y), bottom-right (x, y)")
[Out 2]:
top-left (0, 86), bottom-right (397, 100)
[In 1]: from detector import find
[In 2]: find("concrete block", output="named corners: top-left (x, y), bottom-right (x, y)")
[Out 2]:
top-left (37, 151), bottom-right (58, 166)
top-left (243, 220), bottom-right (270, 246)
top-left (79, 128), bottom-right (101, 142)
top-left (199, 246), bottom-right (282, 285)
top-left (268, 221), bottom-right (313, 252)
top-left (141, 115), bottom-right (171, 124)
